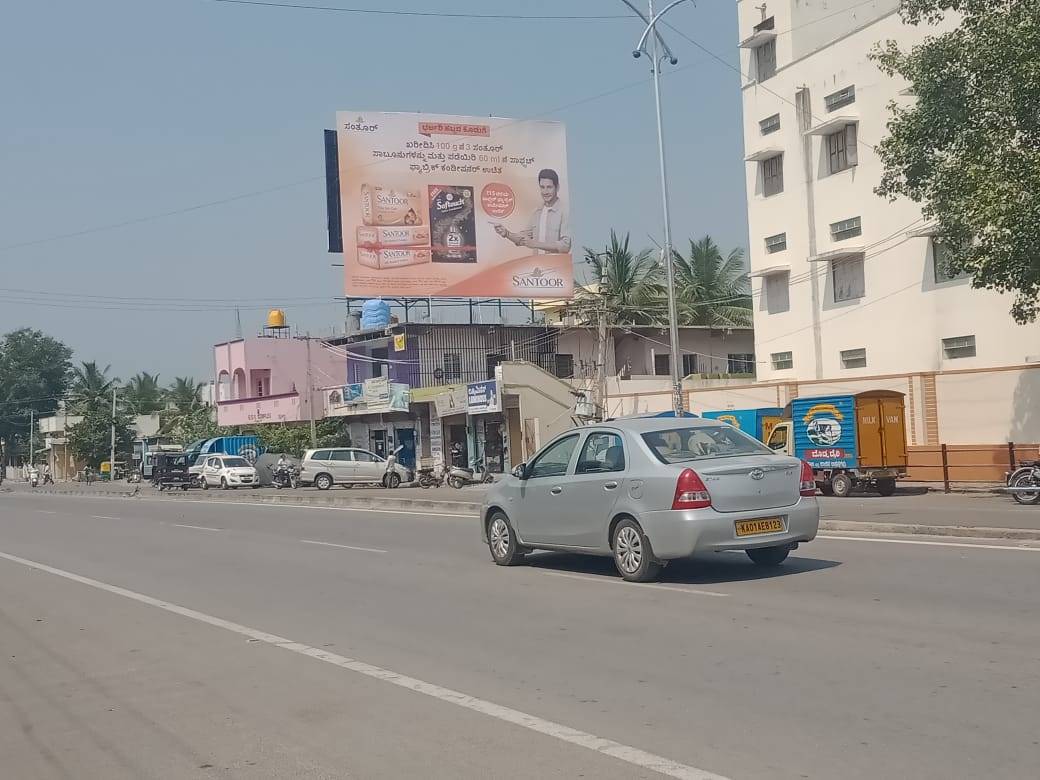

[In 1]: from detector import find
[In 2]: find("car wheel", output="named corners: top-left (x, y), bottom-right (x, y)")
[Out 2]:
top-left (746, 545), bottom-right (790, 567)
top-left (830, 472), bottom-right (853, 498)
top-left (487, 512), bottom-right (525, 566)
top-left (876, 478), bottom-right (896, 497)
top-left (386, 472), bottom-right (401, 489)
top-left (315, 473), bottom-right (333, 491)
top-left (221, 477), bottom-right (229, 490)
top-left (199, 477), bottom-right (209, 490)
top-left (611, 519), bottom-right (662, 583)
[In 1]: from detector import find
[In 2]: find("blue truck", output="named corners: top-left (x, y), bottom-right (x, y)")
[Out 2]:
top-left (761, 392), bottom-right (908, 497)
top-left (701, 408), bottom-right (784, 444)
top-left (184, 435), bottom-right (264, 467)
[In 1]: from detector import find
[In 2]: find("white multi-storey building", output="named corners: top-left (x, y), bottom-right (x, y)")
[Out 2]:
top-left (732, 0), bottom-right (1040, 461)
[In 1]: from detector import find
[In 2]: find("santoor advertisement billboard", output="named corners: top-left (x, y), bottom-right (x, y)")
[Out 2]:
top-left (336, 111), bottom-right (573, 299)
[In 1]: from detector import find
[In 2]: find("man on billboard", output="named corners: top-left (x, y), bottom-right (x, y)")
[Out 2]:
top-left (494, 168), bottom-right (571, 255)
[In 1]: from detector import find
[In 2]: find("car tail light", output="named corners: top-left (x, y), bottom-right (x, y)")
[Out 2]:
top-left (673, 468), bottom-right (711, 510)
top-left (800, 460), bottom-right (817, 496)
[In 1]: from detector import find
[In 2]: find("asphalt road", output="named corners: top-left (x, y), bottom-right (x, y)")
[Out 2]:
top-left (1, 492), bottom-right (1038, 779)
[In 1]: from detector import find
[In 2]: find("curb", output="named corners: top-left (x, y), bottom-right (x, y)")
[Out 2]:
top-left (820, 519), bottom-right (1040, 541)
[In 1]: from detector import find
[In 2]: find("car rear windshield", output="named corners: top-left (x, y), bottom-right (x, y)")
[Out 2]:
top-left (222, 457), bottom-right (250, 468)
top-left (641, 425), bottom-right (771, 464)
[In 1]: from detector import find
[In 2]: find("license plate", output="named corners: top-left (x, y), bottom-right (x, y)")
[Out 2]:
top-left (734, 518), bottom-right (784, 537)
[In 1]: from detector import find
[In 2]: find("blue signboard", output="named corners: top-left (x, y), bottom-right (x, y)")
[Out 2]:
top-left (791, 395), bottom-right (858, 469)
top-left (467, 380), bottom-right (501, 414)
top-left (702, 408), bottom-right (783, 441)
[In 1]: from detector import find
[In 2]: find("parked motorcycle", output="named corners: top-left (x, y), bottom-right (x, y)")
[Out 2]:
top-left (1006, 460), bottom-right (1040, 505)
top-left (447, 458), bottom-right (495, 490)
top-left (417, 465), bottom-right (445, 489)
top-left (272, 463), bottom-right (299, 490)
top-left (29, 468), bottom-right (39, 488)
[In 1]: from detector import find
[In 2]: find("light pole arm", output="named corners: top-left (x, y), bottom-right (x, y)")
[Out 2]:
top-left (618, 0), bottom-right (679, 64)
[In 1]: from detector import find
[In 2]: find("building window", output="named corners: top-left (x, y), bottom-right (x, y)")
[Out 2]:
top-left (762, 154), bottom-right (783, 197)
top-left (554, 353), bottom-right (574, 379)
top-left (759, 113), bottom-right (781, 135)
top-left (830, 216), bottom-right (862, 241)
top-left (771, 351), bottom-right (793, 371)
top-left (728, 354), bottom-right (755, 374)
top-left (764, 232), bottom-right (787, 253)
top-left (840, 348), bottom-right (867, 369)
top-left (933, 239), bottom-right (969, 283)
top-left (827, 124), bottom-right (858, 174)
top-left (756, 38), bottom-right (777, 81)
top-left (654, 353), bottom-right (670, 376)
top-left (833, 257), bottom-right (865, 302)
top-left (443, 353), bottom-right (461, 383)
top-left (825, 85), bottom-right (856, 111)
top-left (681, 354), bottom-right (698, 377)
top-left (942, 335), bottom-right (976, 359)
top-left (371, 347), bottom-right (388, 377)
top-left (765, 272), bottom-right (791, 314)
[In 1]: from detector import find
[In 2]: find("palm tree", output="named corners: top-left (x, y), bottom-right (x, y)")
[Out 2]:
top-left (672, 236), bottom-right (753, 328)
top-left (122, 372), bottom-right (164, 415)
top-left (166, 377), bottom-right (205, 414)
top-left (68, 361), bottom-right (117, 412)
top-left (574, 231), bottom-right (665, 326)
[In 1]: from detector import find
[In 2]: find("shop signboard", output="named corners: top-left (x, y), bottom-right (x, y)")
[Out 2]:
top-left (334, 110), bottom-right (572, 299)
top-left (363, 376), bottom-right (390, 406)
top-left (326, 381), bottom-right (409, 417)
top-left (467, 380), bottom-right (501, 415)
top-left (433, 386), bottom-right (468, 417)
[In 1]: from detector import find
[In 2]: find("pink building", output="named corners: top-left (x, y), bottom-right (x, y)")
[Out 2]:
top-left (213, 337), bottom-right (346, 427)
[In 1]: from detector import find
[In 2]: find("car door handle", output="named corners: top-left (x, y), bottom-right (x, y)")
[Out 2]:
top-left (604, 481), bottom-right (619, 490)
top-left (550, 486), bottom-right (563, 495)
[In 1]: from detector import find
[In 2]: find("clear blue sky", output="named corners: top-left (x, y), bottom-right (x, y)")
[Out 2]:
top-left (0, 0), bottom-right (747, 380)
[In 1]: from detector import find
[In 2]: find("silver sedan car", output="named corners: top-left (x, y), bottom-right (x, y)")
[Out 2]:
top-left (481, 417), bottom-right (820, 582)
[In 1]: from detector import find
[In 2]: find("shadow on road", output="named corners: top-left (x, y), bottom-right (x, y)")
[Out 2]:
top-left (525, 551), bottom-right (841, 585)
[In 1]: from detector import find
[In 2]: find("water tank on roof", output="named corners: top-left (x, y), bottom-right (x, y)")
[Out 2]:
top-left (266, 309), bottom-right (287, 329)
top-left (360, 299), bottom-right (391, 330)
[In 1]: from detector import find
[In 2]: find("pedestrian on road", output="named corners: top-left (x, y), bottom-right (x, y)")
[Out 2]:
top-left (42, 464), bottom-right (54, 485)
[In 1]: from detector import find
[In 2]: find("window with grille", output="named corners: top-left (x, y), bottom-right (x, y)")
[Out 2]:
top-left (443, 353), bottom-right (461, 382)
top-left (840, 348), bottom-right (867, 369)
top-left (762, 154), bottom-right (783, 196)
top-left (942, 335), bottom-right (976, 359)
top-left (681, 354), bottom-right (698, 377)
top-left (932, 239), bottom-right (969, 283)
top-left (825, 85), bottom-right (856, 111)
top-left (756, 39), bottom-right (777, 81)
top-left (764, 232), bottom-right (787, 253)
top-left (770, 351), bottom-right (793, 370)
top-left (728, 354), bottom-right (755, 374)
top-left (759, 113), bottom-right (781, 135)
top-left (827, 124), bottom-right (858, 174)
top-left (554, 353), bottom-right (574, 379)
top-left (654, 353), bottom-right (670, 376)
top-left (830, 216), bottom-right (862, 241)
top-left (833, 257), bottom-right (865, 302)
top-left (765, 272), bottom-right (791, 314)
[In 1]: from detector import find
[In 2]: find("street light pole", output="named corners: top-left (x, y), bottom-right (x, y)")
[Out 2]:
top-left (110, 389), bottom-right (117, 481)
top-left (623, 0), bottom-right (689, 415)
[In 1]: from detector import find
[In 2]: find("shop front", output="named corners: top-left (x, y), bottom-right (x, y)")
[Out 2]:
top-left (323, 378), bottom-right (420, 469)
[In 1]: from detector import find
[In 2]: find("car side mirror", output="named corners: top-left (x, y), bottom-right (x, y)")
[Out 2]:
top-left (511, 463), bottom-right (527, 480)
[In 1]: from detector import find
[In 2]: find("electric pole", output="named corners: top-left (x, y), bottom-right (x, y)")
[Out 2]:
top-left (595, 263), bottom-right (608, 421)
top-left (306, 337), bottom-right (318, 448)
top-left (29, 409), bottom-right (34, 468)
top-left (110, 389), bottom-right (117, 481)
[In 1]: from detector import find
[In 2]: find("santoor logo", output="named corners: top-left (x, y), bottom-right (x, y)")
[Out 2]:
top-left (803, 403), bottom-right (844, 447)
top-left (343, 115), bottom-right (379, 132)
top-left (512, 267), bottom-right (566, 289)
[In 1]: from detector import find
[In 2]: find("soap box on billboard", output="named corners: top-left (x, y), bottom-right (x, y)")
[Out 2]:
top-left (334, 111), bottom-right (573, 300)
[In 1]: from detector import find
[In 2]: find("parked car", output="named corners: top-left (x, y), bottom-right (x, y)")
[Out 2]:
top-left (480, 417), bottom-right (820, 582)
top-left (300, 447), bottom-right (413, 490)
top-left (192, 454), bottom-right (259, 490)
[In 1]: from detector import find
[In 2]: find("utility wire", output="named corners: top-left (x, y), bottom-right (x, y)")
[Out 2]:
top-left (210, 0), bottom-right (632, 20)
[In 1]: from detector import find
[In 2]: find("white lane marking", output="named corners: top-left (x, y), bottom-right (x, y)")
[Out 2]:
top-left (91, 515), bottom-right (121, 520)
top-left (171, 523), bottom-right (222, 532)
top-left (149, 498), bottom-right (475, 519)
top-left (0, 550), bottom-right (728, 780)
top-left (816, 534), bottom-right (1040, 552)
top-left (36, 510), bottom-right (58, 515)
top-left (541, 570), bottom-right (729, 598)
top-left (300, 539), bottom-right (388, 554)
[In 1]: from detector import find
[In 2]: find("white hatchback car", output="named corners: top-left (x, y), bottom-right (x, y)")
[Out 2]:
top-left (194, 455), bottom-right (259, 490)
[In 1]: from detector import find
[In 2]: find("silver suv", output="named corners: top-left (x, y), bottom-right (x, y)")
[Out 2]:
top-left (300, 447), bottom-right (412, 490)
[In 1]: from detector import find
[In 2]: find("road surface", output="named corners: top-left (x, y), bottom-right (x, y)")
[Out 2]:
top-left (1, 491), bottom-right (1037, 779)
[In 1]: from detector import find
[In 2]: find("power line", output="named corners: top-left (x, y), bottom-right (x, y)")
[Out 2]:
top-left (210, 0), bottom-right (631, 20)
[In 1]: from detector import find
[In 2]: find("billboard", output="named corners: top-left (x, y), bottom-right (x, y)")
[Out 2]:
top-left (335, 111), bottom-right (573, 299)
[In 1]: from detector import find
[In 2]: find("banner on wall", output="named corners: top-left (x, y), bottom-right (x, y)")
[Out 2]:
top-left (433, 386), bottom-right (468, 417)
top-left (326, 381), bottom-right (409, 417)
top-left (334, 111), bottom-right (573, 299)
top-left (467, 380), bottom-right (501, 415)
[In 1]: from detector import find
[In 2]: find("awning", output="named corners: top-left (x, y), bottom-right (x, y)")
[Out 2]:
top-left (744, 147), bottom-right (784, 162)
top-left (808, 247), bottom-right (865, 263)
top-left (739, 30), bottom-right (777, 49)
top-left (749, 264), bottom-right (791, 278)
top-left (804, 115), bottom-right (858, 136)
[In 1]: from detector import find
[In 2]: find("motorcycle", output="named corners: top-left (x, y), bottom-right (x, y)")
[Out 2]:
top-left (272, 463), bottom-right (299, 490)
top-left (29, 469), bottom-right (39, 488)
top-left (447, 458), bottom-right (495, 490)
top-left (417, 465), bottom-right (445, 489)
top-left (1006, 460), bottom-right (1040, 505)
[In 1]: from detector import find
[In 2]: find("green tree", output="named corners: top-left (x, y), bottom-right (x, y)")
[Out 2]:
top-left (167, 377), bottom-right (204, 414)
top-left (68, 404), bottom-right (133, 468)
top-left (162, 407), bottom-right (221, 446)
top-left (0, 329), bottom-right (73, 464)
top-left (68, 361), bottom-right (117, 412)
top-left (253, 419), bottom-right (352, 459)
top-left (672, 236), bottom-right (753, 328)
top-left (122, 372), bottom-right (164, 415)
top-left (574, 231), bottom-right (664, 326)
top-left (873, 0), bottom-right (1040, 322)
